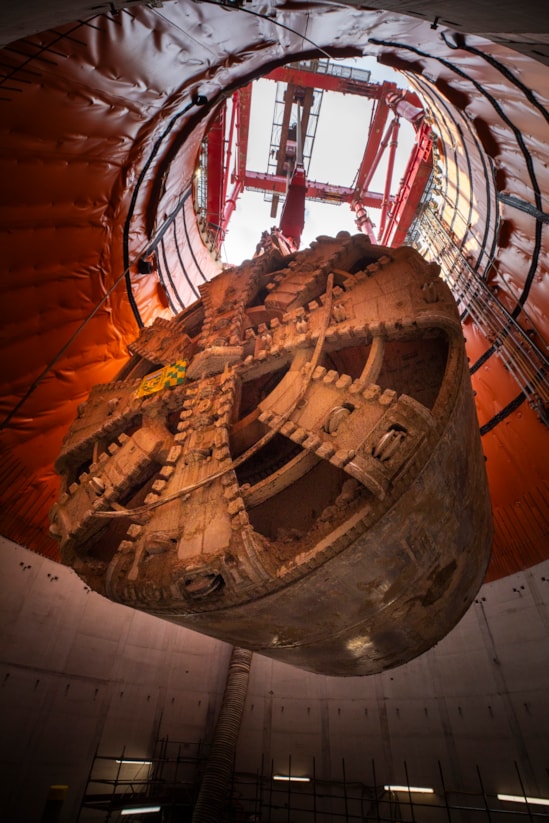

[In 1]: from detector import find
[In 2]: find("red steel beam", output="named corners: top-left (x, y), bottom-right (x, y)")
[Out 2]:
top-left (378, 117), bottom-right (400, 240)
top-left (205, 104), bottom-right (225, 235)
top-left (222, 177), bottom-right (244, 231)
top-left (265, 65), bottom-right (393, 100)
top-left (279, 164), bottom-right (307, 250)
top-left (267, 67), bottom-right (425, 128)
top-left (379, 120), bottom-right (433, 247)
top-left (235, 85), bottom-right (252, 182)
top-left (218, 73), bottom-right (428, 246)
top-left (243, 170), bottom-right (392, 208)
top-left (352, 200), bottom-right (377, 243)
top-left (221, 93), bottom-right (239, 214)
top-left (219, 86), bottom-right (253, 240)
top-left (354, 85), bottom-right (394, 197)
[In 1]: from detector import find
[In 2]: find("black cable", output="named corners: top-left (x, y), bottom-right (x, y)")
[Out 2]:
top-left (479, 392), bottom-right (526, 435)
top-left (194, 0), bottom-right (335, 61)
top-left (172, 216), bottom-right (203, 301)
top-left (180, 190), bottom-right (209, 285)
top-left (2, 7), bottom-right (344, 432)
top-left (441, 31), bottom-right (549, 126)
top-left (122, 98), bottom-right (197, 327)
top-left (369, 36), bottom-right (543, 323)
top-left (158, 235), bottom-right (184, 314)
top-left (0, 187), bottom-right (193, 433)
top-left (0, 265), bottom-right (132, 432)
top-left (469, 344), bottom-right (496, 375)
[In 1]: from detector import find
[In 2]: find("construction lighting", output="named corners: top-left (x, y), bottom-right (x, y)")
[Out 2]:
top-left (273, 774), bottom-right (311, 783)
top-left (116, 759), bottom-right (152, 765)
top-left (384, 785), bottom-right (434, 794)
top-left (498, 794), bottom-right (549, 807)
top-left (120, 806), bottom-right (161, 815)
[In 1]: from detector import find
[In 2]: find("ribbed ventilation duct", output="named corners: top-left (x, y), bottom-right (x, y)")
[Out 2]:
top-left (192, 647), bottom-right (253, 823)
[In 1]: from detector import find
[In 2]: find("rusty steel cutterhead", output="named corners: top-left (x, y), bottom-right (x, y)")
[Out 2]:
top-left (50, 234), bottom-right (492, 676)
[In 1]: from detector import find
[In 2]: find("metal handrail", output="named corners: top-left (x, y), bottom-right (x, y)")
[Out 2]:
top-left (289, 58), bottom-right (372, 84)
top-left (409, 209), bottom-right (548, 424)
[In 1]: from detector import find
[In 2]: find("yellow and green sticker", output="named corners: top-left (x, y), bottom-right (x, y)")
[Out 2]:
top-left (136, 359), bottom-right (188, 398)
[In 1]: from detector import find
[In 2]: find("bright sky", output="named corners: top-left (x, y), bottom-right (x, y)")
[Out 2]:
top-left (221, 57), bottom-right (415, 265)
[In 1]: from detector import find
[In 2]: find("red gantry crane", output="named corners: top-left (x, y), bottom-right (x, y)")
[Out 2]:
top-left (198, 59), bottom-right (433, 254)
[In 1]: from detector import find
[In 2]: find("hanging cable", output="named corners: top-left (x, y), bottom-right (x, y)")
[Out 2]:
top-left (193, 0), bottom-right (335, 61)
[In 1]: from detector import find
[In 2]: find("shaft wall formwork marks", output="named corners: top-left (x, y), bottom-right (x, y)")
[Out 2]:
top-left (1, 537), bottom-right (548, 822)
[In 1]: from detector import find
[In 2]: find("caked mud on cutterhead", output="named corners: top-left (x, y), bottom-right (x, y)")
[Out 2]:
top-left (50, 233), bottom-right (492, 676)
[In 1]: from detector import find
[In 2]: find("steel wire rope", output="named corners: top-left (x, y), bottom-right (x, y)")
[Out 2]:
top-left (405, 73), bottom-right (475, 277)
top-left (423, 213), bottom-right (549, 423)
top-left (399, 53), bottom-right (540, 380)
top-left (423, 87), bottom-right (500, 280)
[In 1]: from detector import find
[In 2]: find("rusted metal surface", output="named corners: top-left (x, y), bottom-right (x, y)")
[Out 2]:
top-left (50, 235), bottom-right (492, 675)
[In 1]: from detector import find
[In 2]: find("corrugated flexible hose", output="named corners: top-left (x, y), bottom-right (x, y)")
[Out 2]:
top-left (192, 647), bottom-right (253, 823)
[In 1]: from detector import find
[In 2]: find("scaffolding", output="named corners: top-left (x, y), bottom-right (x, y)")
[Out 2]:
top-left (76, 750), bottom-right (548, 823)
top-left (264, 73), bottom-right (324, 208)
top-left (227, 760), bottom-right (549, 823)
top-left (407, 206), bottom-right (549, 425)
top-left (77, 739), bottom-right (206, 822)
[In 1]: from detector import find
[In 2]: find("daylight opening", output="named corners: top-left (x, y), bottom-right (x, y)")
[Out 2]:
top-left (194, 56), bottom-right (426, 266)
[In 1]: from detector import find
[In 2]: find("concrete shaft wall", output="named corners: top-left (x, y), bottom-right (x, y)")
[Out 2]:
top-left (1, 535), bottom-right (548, 821)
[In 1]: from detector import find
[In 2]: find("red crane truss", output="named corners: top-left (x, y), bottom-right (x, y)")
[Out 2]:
top-left (201, 61), bottom-right (432, 252)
